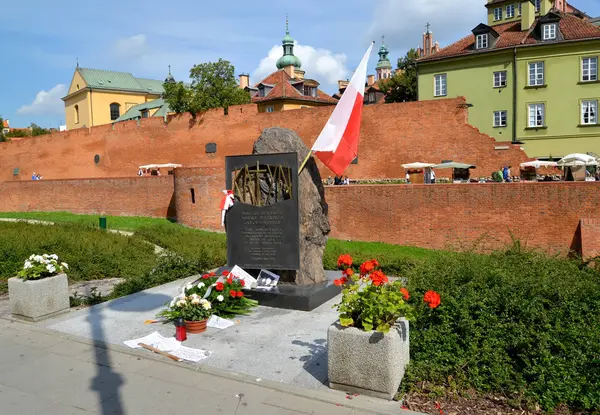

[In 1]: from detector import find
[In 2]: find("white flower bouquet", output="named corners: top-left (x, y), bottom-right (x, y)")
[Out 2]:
top-left (17, 254), bottom-right (69, 281)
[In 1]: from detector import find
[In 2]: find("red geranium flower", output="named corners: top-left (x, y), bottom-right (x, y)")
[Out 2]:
top-left (215, 282), bottom-right (224, 292)
top-left (359, 261), bottom-right (375, 275)
top-left (229, 289), bottom-right (237, 298)
top-left (343, 268), bottom-right (354, 277)
top-left (240, 280), bottom-right (245, 287)
top-left (202, 274), bottom-right (210, 279)
top-left (337, 254), bottom-right (353, 268)
top-left (236, 291), bottom-right (244, 298)
top-left (400, 288), bottom-right (410, 301)
top-left (340, 276), bottom-right (348, 284)
top-left (370, 259), bottom-right (380, 267)
top-left (369, 270), bottom-right (388, 286)
top-left (333, 279), bottom-right (343, 287)
top-left (226, 276), bottom-right (233, 285)
top-left (209, 271), bottom-right (216, 277)
top-left (222, 270), bottom-right (230, 276)
top-left (423, 290), bottom-right (441, 309)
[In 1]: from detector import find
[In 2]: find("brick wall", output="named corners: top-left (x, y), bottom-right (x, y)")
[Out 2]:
top-left (0, 176), bottom-right (175, 218)
top-left (580, 218), bottom-right (600, 260)
top-left (0, 98), bottom-right (529, 182)
top-left (174, 167), bottom-right (224, 230)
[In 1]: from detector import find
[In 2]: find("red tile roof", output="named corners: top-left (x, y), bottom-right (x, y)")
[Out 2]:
top-left (418, 11), bottom-right (600, 62)
top-left (251, 70), bottom-right (338, 105)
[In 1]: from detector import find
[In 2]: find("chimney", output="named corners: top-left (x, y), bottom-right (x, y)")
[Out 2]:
top-left (540, 0), bottom-right (552, 15)
top-left (239, 74), bottom-right (249, 89)
top-left (367, 74), bottom-right (375, 86)
top-left (521, 0), bottom-right (536, 31)
top-left (283, 64), bottom-right (295, 79)
top-left (338, 80), bottom-right (349, 91)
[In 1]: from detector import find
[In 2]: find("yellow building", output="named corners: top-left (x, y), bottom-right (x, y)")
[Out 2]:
top-left (62, 67), bottom-right (167, 130)
top-left (240, 22), bottom-right (337, 113)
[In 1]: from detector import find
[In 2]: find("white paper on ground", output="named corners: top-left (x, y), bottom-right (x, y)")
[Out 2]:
top-left (154, 337), bottom-right (182, 352)
top-left (230, 265), bottom-right (258, 289)
top-left (170, 346), bottom-right (212, 362)
top-left (207, 315), bottom-right (235, 329)
top-left (123, 332), bottom-right (165, 349)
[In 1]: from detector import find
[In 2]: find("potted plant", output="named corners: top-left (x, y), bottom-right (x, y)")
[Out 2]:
top-left (327, 254), bottom-right (440, 400)
top-left (9, 254), bottom-right (70, 322)
top-left (159, 270), bottom-right (258, 333)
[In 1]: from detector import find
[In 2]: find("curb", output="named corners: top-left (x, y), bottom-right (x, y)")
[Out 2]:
top-left (1, 317), bottom-right (422, 415)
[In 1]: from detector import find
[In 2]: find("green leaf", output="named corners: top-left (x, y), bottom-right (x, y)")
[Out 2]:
top-left (339, 317), bottom-right (354, 327)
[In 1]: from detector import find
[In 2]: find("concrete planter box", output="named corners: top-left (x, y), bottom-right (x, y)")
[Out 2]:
top-left (8, 273), bottom-right (70, 322)
top-left (327, 319), bottom-right (409, 400)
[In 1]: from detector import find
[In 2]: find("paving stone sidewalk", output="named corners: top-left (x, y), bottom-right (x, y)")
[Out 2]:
top-left (0, 318), bottom-right (422, 415)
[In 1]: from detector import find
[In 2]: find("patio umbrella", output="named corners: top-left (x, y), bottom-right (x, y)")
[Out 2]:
top-left (401, 162), bottom-right (435, 169)
top-left (520, 161), bottom-right (557, 169)
top-left (557, 154), bottom-right (598, 166)
top-left (433, 162), bottom-right (476, 169)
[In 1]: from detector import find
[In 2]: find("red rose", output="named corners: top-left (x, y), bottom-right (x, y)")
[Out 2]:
top-left (222, 270), bottom-right (230, 276)
top-left (333, 279), bottom-right (343, 287)
top-left (215, 282), bottom-right (224, 292)
top-left (237, 291), bottom-right (244, 298)
top-left (230, 289), bottom-right (237, 298)
top-left (400, 288), bottom-right (410, 301)
top-left (369, 270), bottom-right (388, 287)
top-left (359, 261), bottom-right (375, 275)
top-left (423, 291), bottom-right (441, 309)
top-left (343, 268), bottom-right (354, 277)
top-left (337, 254), bottom-right (353, 268)
top-left (240, 280), bottom-right (245, 287)
top-left (226, 276), bottom-right (233, 285)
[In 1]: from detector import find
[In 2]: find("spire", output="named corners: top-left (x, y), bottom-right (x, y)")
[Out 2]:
top-left (164, 65), bottom-right (176, 84)
top-left (376, 35), bottom-right (392, 79)
top-left (286, 13), bottom-right (289, 34)
top-left (277, 15), bottom-right (302, 70)
top-left (76, 57), bottom-right (79, 68)
top-left (426, 22), bottom-right (431, 34)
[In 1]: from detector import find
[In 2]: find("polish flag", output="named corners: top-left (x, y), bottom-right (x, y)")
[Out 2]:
top-left (311, 42), bottom-right (374, 177)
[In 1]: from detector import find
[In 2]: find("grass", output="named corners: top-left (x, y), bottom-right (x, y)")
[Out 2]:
top-left (0, 211), bottom-right (173, 232)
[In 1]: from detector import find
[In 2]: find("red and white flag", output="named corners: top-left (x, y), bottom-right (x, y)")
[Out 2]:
top-left (311, 42), bottom-right (374, 177)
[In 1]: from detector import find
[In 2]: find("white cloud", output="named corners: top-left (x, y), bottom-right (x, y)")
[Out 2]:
top-left (367, 0), bottom-right (482, 52)
top-left (252, 42), bottom-right (349, 87)
top-left (114, 34), bottom-right (149, 60)
top-left (17, 84), bottom-right (67, 116)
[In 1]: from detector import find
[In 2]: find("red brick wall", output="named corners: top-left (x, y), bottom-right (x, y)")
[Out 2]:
top-left (580, 218), bottom-right (600, 260)
top-left (325, 182), bottom-right (600, 254)
top-left (0, 98), bottom-right (528, 182)
top-left (174, 167), bottom-right (224, 230)
top-left (0, 176), bottom-right (175, 218)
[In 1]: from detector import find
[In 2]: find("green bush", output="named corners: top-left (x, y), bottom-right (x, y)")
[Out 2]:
top-left (0, 222), bottom-right (158, 294)
top-left (402, 245), bottom-right (600, 411)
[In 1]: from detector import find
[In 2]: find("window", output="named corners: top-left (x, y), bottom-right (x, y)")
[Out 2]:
top-left (543, 23), bottom-right (557, 40)
top-left (494, 7), bottom-right (502, 21)
top-left (266, 106), bottom-right (274, 113)
top-left (368, 92), bottom-right (376, 102)
top-left (528, 62), bottom-right (544, 86)
top-left (506, 4), bottom-right (515, 18)
top-left (303, 86), bottom-right (317, 97)
top-left (141, 110), bottom-right (149, 118)
top-left (582, 100), bottom-right (598, 125)
top-left (494, 71), bottom-right (507, 88)
top-left (582, 57), bottom-right (598, 82)
top-left (535, 0), bottom-right (541, 11)
top-left (494, 110), bottom-right (507, 127)
top-left (434, 74), bottom-right (447, 97)
top-left (76, 84), bottom-right (80, 90)
top-left (476, 34), bottom-right (488, 49)
top-left (74, 105), bottom-right (79, 124)
top-left (259, 87), bottom-right (266, 97)
top-left (518, 3), bottom-right (522, 15)
top-left (528, 103), bottom-right (545, 127)
top-left (109, 103), bottom-right (121, 121)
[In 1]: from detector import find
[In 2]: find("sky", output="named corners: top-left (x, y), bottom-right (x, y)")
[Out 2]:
top-left (1, 0), bottom-right (600, 129)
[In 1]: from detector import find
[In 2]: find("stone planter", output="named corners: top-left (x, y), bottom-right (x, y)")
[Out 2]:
top-left (8, 273), bottom-right (70, 322)
top-left (327, 319), bottom-right (409, 400)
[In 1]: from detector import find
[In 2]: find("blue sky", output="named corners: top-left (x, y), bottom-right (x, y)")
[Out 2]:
top-left (1, 0), bottom-right (599, 128)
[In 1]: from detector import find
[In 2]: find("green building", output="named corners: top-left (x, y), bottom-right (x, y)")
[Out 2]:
top-left (418, 0), bottom-right (600, 159)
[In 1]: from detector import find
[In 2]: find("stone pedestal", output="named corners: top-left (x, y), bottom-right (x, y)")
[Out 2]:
top-left (327, 320), bottom-right (410, 400)
top-left (8, 274), bottom-right (70, 322)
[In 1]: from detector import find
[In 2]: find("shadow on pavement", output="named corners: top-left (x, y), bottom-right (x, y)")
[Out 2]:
top-left (292, 338), bottom-right (328, 385)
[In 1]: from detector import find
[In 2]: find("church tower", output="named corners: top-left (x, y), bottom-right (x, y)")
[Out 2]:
top-left (376, 37), bottom-right (393, 80)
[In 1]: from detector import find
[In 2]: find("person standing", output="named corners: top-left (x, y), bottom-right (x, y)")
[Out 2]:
top-left (430, 169), bottom-right (436, 184)
top-left (31, 172), bottom-right (37, 180)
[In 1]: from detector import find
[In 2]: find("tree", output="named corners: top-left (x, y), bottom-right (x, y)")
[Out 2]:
top-left (379, 48), bottom-right (419, 103)
top-left (0, 117), bottom-right (6, 142)
top-left (163, 59), bottom-right (251, 119)
top-left (30, 123), bottom-right (50, 136)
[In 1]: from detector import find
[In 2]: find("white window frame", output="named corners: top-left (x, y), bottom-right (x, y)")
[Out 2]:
top-left (528, 62), bottom-right (545, 86)
top-left (581, 100), bottom-right (598, 125)
top-left (494, 7), bottom-right (503, 21)
top-left (476, 34), bottom-right (488, 50)
top-left (493, 71), bottom-right (507, 88)
top-left (494, 110), bottom-right (508, 127)
top-left (266, 106), bottom-right (274, 113)
top-left (543, 23), bottom-right (557, 40)
top-left (518, 3), bottom-right (522, 15)
top-left (528, 103), bottom-right (545, 128)
top-left (506, 4), bottom-right (515, 18)
top-left (582, 57), bottom-right (598, 82)
top-left (434, 74), bottom-right (447, 97)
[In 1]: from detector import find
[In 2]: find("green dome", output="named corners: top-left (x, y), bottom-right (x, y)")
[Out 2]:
top-left (376, 43), bottom-right (392, 69)
top-left (277, 54), bottom-right (302, 70)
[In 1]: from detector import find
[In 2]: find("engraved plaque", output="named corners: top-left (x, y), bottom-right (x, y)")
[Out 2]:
top-left (225, 153), bottom-right (299, 270)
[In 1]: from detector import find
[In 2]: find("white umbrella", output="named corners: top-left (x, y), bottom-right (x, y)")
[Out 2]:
top-left (402, 162), bottom-right (436, 169)
top-left (557, 154), bottom-right (598, 166)
top-left (520, 161), bottom-right (558, 168)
